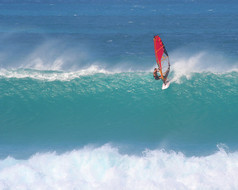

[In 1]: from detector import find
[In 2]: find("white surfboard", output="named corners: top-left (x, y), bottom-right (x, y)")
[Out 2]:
top-left (162, 81), bottom-right (170, 90)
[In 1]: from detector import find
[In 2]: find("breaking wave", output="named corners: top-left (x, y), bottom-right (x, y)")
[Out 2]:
top-left (0, 49), bottom-right (237, 82)
top-left (0, 144), bottom-right (238, 190)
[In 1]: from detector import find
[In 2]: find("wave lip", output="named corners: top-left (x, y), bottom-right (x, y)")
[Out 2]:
top-left (1, 67), bottom-right (237, 82)
top-left (0, 66), bottom-right (113, 81)
top-left (0, 145), bottom-right (238, 190)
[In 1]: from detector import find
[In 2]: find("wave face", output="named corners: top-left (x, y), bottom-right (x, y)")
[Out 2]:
top-left (0, 69), bottom-right (237, 156)
top-left (1, 145), bottom-right (238, 190)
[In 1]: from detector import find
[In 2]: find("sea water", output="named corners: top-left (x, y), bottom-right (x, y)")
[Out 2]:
top-left (0, 0), bottom-right (238, 189)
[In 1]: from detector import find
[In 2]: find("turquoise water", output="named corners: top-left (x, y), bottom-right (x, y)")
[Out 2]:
top-left (0, 0), bottom-right (238, 189)
top-left (0, 70), bottom-right (237, 156)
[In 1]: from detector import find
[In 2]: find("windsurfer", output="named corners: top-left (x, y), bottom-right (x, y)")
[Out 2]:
top-left (153, 35), bottom-right (171, 89)
top-left (153, 68), bottom-right (161, 80)
top-left (153, 66), bottom-right (170, 83)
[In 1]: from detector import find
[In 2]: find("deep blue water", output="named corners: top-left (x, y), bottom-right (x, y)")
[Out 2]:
top-left (0, 1), bottom-right (238, 189)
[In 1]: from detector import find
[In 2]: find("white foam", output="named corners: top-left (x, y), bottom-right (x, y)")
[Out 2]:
top-left (0, 65), bottom-right (114, 81)
top-left (0, 144), bottom-right (238, 190)
top-left (0, 62), bottom-right (151, 81)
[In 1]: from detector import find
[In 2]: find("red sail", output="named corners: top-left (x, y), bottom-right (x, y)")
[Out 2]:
top-left (153, 35), bottom-right (165, 69)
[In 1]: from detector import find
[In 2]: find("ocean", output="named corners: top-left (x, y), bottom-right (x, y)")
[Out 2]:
top-left (0, 0), bottom-right (238, 189)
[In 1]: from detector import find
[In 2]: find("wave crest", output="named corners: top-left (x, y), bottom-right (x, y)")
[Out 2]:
top-left (0, 66), bottom-right (113, 81)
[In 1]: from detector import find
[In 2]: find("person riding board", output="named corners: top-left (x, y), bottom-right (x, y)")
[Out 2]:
top-left (153, 66), bottom-right (170, 84)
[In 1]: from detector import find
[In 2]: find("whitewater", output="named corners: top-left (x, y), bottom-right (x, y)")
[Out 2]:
top-left (1, 145), bottom-right (238, 190)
